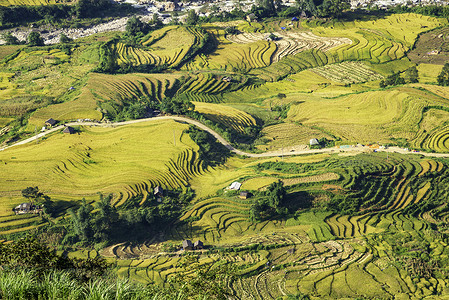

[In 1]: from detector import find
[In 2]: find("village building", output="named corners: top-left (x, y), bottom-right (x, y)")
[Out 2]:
top-left (239, 191), bottom-right (250, 199)
top-left (45, 118), bottom-right (57, 127)
top-left (194, 240), bottom-right (203, 250)
top-left (309, 138), bottom-right (320, 146)
top-left (154, 186), bottom-right (164, 202)
top-left (182, 239), bottom-right (194, 250)
top-left (63, 126), bottom-right (75, 134)
top-left (229, 182), bottom-right (242, 190)
top-left (14, 203), bottom-right (41, 215)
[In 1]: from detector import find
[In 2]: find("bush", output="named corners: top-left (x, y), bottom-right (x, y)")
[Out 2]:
top-left (27, 32), bottom-right (44, 46)
top-left (437, 63), bottom-right (449, 86)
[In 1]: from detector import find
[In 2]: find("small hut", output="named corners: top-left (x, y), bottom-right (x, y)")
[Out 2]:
top-left (194, 240), bottom-right (204, 250)
top-left (45, 118), bottom-right (57, 127)
top-left (182, 240), bottom-right (194, 250)
top-left (154, 186), bottom-right (164, 198)
top-left (63, 126), bottom-right (75, 134)
top-left (309, 138), bottom-right (319, 146)
top-left (14, 203), bottom-right (34, 214)
top-left (239, 191), bottom-right (250, 199)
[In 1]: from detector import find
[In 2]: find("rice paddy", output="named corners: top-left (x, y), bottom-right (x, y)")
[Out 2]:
top-left (2, 11), bottom-right (449, 299)
top-left (0, 119), bottom-right (204, 230)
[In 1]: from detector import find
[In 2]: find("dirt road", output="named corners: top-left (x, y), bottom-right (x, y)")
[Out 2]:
top-left (1, 116), bottom-right (449, 159)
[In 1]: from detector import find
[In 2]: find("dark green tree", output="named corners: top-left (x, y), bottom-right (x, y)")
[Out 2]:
top-left (27, 31), bottom-right (44, 46)
top-left (257, 0), bottom-right (276, 13)
top-left (149, 13), bottom-right (163, 28)
top-left (266, 180), bottom-right (286, 209)
top-left (126, 16), bottom-right (147, 36)
top-left (74, 0), bottom-right (109, 18)
top-left (22, 186), bottom-right (42, 201)
top-left (59, 33), bottom-right (72, 44)
top-left (92, 194), bottom-right (118, 242)
top-left (318, 0), bottom-right (349, 18)
top-left (68, 200), bottom-right (93, 242)
top-left (185, 9), bottom-right (199, 25)
top-left (296, 0), bottom-right (317, 15)
top-left (405, 66), bottom-right (419, 83)
top-left (380, 72), bottom-right (405, 88)
top-left (160, 97), bottom-right (195, 115)
top-left (2, 32), bottom-right (19, 45)
top-left (437, 63), bottom-right (449, 86)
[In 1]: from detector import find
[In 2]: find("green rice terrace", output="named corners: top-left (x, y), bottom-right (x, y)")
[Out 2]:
top-left (3, 7), bottom-right (449, 299)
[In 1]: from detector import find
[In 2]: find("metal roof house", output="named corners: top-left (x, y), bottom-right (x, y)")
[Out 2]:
top-left (229, 182), bottom-right (242, 190)
top-left (309, 138), bottom-right (320, 146)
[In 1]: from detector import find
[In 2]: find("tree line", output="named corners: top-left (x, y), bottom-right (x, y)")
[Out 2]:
top-left (0, 0), bottom-right (134, 28)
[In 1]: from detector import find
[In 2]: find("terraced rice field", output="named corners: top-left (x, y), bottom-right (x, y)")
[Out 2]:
top-left (0, 119), bottom-right (205, 212)
top-left (286, 86), bottom-right (449, 145)
top-left (311, 61), bottom-right (383, 84)
top-left (113, 26), bottom-right (205, 69)
top-left (250, 13), bottom-right (445, 81)
top-left (242, 172), bottom-right (340, 191)
top-left (193, 102), bottom-right (256, 134)
top-left (28, 72), bottom-right (181, 126)
top-left (226, 31), bottom-right (352, 62)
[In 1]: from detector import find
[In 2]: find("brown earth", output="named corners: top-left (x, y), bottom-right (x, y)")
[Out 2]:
top-left (408, 27), bottom-right (449, 65)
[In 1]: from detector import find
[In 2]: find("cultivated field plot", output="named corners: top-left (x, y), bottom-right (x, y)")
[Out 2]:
top-left (28, 72), bottom-right (182, 126)
top-left (286, 86), bottom-right (449, 145)
top-left (112, 26), bottom-right (205, 69)
top-left (310, 61), bottom-right (383, 84)
top-left (408, 26), bottom-right (449, 65)
top-left (193, 102), bottom-right (256, 134)
top-left (226, 31), bottom-right (352, 62)
top-left (251, 14), bottom-right (446, 81)
top-left (111, 151), bottom-right (449, 298)
top-left (0, 119), bottom-right (204, 211)
top-left (243, 172), bottom-right (340, 190)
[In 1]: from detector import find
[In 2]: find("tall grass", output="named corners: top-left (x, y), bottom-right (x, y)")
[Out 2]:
top-left (0, 269), bottom-right (188, 300)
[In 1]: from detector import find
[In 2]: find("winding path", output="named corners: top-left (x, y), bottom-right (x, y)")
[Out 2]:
top-left (1, 116), bottom-right (449, 159)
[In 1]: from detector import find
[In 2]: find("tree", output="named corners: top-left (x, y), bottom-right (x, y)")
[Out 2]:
top-left (2, 32), bottom-right (19, 45)
top-left (380, 72), bottom-right (405, 88)
top-left (74, 0), bottom-right (109, 18)
top-left (296, 0), bottom-right (317, 15)
top-left (266, 180), bottom-right (286, 209)
top-left (256, 0), bottom-right (276, 13)
top-left (160, 97), bottom-right (195, 115)
top-left (185, 9), bottom-right (199, 25)
top-left (27, 31), bottom-right (44, 46)
top-left (437, 63), bottom-right (449, 86)
top-left (59, 33), bottom-right (72, 44)
top-left (92, 194), bottom-right (118, 242)
top-left (22, 186), bottom-right (42, 201)
top-left (318, 0), bottom-right (350, 18)
top-left (68, 200), bottom-right (93, 242)
top-left (405, 66), bottom-right (419, 83)
top-left (126, 16), bottom-right (147, 36)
